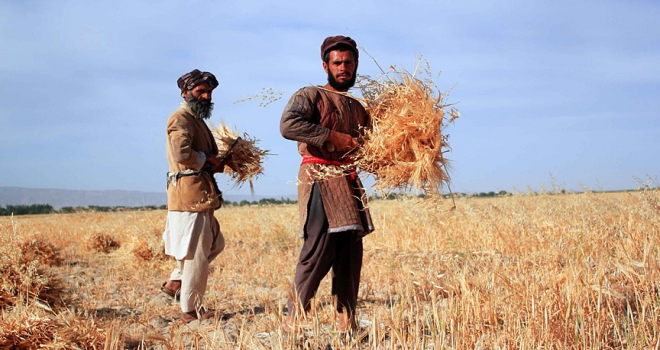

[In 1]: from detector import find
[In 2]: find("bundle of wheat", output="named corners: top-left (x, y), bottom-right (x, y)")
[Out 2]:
top-left (210, 121), bottom-right (270, 193)
top-left (18, 239), bottom-right (63, 266)
top-left (354, 57), bottom-right (459, 196)
top-left (0, 239), bottom-right (66, 310)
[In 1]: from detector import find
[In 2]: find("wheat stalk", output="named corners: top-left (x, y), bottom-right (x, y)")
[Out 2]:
top-left (210, 121), bottom-right (270, 193)
top-left (354, 55), bottom-right (459, 196)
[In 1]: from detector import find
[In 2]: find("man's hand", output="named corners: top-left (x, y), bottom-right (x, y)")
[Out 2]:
top-left (326, 130), bottom-right (359, 152)
top-left (204, 153), bottom-right (224, 173)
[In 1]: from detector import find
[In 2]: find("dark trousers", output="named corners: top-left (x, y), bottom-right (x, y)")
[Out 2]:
top-left (287, 184), bottom-right (363, 316)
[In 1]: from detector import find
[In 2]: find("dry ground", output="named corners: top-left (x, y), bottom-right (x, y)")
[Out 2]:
top-left (1, 189), bottom-right (659, 349)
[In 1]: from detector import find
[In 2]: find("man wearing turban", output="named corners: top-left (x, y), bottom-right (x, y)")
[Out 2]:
top-left (280, 36), bottom-right (374, 334)
top-left (160, 69), bottom-right (230, 322)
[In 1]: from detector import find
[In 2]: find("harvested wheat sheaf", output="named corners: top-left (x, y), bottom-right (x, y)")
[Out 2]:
top-left (354, 57), bottom-right (459, 196)
top-left (87, 233), bottom-right (120, 253)
top-left (210, 121), bottom-right (270, 192)
top-left (19, 239), bottom-right (63, 266)
top-left (0, 241), bottom-right (65, 310)
top-left (131, 236), bottom-right (167, 262)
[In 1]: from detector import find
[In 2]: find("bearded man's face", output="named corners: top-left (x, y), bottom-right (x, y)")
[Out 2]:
top-left (324, 50), bottom-right (358, 91)
top-left (185, 83), bottom-right (214, 120)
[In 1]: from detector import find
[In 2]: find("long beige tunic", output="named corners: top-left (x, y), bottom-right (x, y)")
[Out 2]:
top-left (280, 86), bottom-right (374, 237)
top-left (165, 102), bottom-right (222, 212)
top-left (163, 102), bottom-right (226, 314)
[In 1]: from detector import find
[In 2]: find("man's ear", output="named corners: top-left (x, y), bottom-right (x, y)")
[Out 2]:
top-left (181, 89), bottom-right (188, 99)
top-left (322, 61), bottom-right (329, 74)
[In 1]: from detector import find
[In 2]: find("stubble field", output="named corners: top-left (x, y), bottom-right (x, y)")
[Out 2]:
top-left (1, 188), bottom-right (659, 349)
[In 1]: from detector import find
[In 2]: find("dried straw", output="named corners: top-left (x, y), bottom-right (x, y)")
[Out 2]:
top-left (234, 87), bottom-right (284, 107)
top-left (210, 121), bottom-right (270, 193)
top-left (1, 238), bottom-right (66, 310)
top-left (354, 56), bottom-right (459, 196)
top-left (0, 316), bottom-right (107, 348)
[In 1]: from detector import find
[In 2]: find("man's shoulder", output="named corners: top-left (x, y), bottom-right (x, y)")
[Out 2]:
top-left (294, 85), bottom-right (322, 97)
top-left (166, 105), bottom-right (196, 129)
top-left (167, 105), bottom-right (193, 120)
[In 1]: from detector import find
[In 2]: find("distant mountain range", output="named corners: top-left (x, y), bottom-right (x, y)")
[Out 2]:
top-left (0, 187), bottom-right (283, 210)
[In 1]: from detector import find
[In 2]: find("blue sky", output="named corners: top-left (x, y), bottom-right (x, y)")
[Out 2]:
top-left (1, 0), bottom-right (658, 197)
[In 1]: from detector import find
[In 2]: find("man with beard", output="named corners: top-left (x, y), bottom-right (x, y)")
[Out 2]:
top-left (280, 36), bottom-right (374, 333)
top-left (161, 69), bottom-right (231, 322)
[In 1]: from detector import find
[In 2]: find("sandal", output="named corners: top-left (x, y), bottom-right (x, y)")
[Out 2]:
top-left (161, 280), bottom-right (181, 301)
top-left (181, 308), bottom-right (217, 323)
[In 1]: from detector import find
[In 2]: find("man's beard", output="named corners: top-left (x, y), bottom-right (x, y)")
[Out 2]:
top-left (327, 71), bottom-right (357, 91)
top-left (186, 95), bottom-right (214, 120)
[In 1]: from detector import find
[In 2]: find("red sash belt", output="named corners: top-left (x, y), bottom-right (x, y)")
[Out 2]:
top-left (301, 155), bottom-right (356, 180)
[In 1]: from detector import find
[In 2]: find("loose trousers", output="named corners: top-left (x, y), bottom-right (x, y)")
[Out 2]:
top-left (167, 210), bottom-right (225, 313)
top-left (287, 184), bottom-right (363, 316)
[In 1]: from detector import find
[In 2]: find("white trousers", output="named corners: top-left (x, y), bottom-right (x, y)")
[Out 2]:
top-left (165, 210), bottom-right (225, 313)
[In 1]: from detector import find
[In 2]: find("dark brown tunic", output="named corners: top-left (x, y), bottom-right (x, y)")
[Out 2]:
top-left (280, 86), bottom-right (375, 236)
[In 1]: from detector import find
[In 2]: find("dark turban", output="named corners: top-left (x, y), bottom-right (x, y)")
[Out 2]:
top-left (177, 69), bottom-right (219, 91)
top-left (320, 35), bottom-right (359, 61)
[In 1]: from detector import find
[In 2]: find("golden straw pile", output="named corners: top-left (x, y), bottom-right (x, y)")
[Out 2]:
top-left (1, 238), bottom-right (65, 310)
top-left (0, 316), bottom-right (107, 349)
top-left (354, 57), bottom-right (459, 195)
top-left (210, 121), bottom-right (269, 192)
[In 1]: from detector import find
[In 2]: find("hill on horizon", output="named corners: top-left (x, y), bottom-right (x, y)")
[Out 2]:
top-left (0, 187), bottom-right (287, 210)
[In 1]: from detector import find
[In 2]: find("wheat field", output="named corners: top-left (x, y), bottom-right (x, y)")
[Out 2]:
top-left (1, 188), bottom-right (659, 349)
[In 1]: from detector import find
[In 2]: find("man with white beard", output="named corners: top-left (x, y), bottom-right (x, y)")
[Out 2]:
top-left (160, 69), bottom-right (232, 322)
